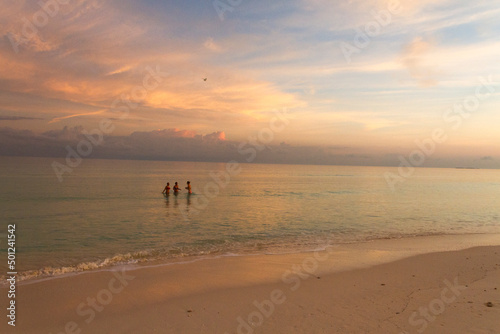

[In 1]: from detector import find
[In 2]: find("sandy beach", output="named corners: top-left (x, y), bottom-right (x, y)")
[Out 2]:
top-left (2, 235), bottom-right (500, 334)
top-left (3, 1), bottom-right (500, 333)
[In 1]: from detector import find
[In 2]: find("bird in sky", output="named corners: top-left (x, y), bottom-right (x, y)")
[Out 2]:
top-left (202, 78), bottom-right (207, 81)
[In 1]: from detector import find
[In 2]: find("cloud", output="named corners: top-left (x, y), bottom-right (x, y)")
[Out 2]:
top-left (2, 126), bottom-right (500, 168)
top-left (0, 1), bottom-right (304, 130)
top-left (203, 38), bottom-right (223, 53)
top-left (1, 0), bottom-right (500, 154)
top-left (205, 131), bottom-right (226, 141)
top-left (128, 128), bottom-right (226, 142)
top-left (0, 115), bottom-right (43, 120)
top-left (0, 126), bottom-right (373, 166)
top-left (0, 126), bottom-right (231, 161)
top-left (2, 125), bottom-right (493, 168)
top-left (0, 127), bottom-right (66, 157)
top-left (400, 37), bottom-right (441, 87)
top-left (48, 110), bottom-right (106, 124)
top-left (42, 126), bottom-right (86, 141)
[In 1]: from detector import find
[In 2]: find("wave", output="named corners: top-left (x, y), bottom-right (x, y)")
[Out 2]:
top-left (2, 241), bottom-right (269, 283)
top-left (1, 252), bottom-right (149, 284)
top-left (2, 230), bottom-right (493, 285)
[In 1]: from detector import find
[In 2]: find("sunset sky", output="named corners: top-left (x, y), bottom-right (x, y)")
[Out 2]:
top-left (1, 0), bottom-right (499, 167)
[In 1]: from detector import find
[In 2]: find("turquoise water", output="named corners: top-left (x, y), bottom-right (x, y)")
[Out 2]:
top-left (0, 156), bottom-right (499, 280)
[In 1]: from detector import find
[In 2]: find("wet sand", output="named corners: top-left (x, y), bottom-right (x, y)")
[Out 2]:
top-left (1, 234), bottom-right (500, 334)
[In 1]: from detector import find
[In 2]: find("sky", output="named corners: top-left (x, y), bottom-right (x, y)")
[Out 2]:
top-left (1, 0), bottom-right (499, 167)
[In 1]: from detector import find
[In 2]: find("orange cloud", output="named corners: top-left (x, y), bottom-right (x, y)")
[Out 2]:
top-left (145, 70), bottom-right (303, 119)
top-left (48, 109), bottom-right (106, 124)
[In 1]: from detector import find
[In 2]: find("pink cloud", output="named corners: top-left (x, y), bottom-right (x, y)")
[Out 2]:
top-left (147, 128), bottom-right (225, 140)
top-left (205, 131), bottom-right (226, 141)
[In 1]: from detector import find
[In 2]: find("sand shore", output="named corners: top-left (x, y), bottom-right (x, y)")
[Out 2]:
top-left (1, 234), bottom-right (500, 334)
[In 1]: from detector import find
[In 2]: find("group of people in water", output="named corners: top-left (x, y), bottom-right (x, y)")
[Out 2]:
top-left (162, 181), bottom-right (192, 196)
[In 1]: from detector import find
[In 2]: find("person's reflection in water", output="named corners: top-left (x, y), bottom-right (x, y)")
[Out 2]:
top-left (173, 194), bottom-right (179, 208)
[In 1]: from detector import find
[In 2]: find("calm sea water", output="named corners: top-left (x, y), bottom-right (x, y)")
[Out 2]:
top-left (0, 156), bottom-right (499, 280)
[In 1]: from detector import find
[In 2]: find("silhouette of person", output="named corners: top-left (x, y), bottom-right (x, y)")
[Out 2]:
top-left (185, 181), bottom-right (192, 194)
top-left (162, 182), bottom-right (170, 196)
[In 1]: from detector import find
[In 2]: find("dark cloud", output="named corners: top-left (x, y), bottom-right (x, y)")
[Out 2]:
top-left (4, 127), bottom-right (498, 168)
top-left (0, 127), bottom-right (75, 157)
top-left (0, 116), bottom-right (43, 121)
top-left (0, 126), bottom-right (378, 166)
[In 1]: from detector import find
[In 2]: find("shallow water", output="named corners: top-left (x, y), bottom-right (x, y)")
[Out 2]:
top-left (0, 156), bottom-right (499, 280)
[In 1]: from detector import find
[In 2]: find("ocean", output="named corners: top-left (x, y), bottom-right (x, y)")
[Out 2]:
top-left (1, 156), bottom-right (499, 281)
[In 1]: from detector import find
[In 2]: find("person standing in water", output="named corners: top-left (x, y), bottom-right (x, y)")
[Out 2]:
top-left (162, 182), bottom-right (171, 196)
top-left (185, 181), bottom-right (192, 194)
top-left (173, 182), bottom-right (180, 194)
